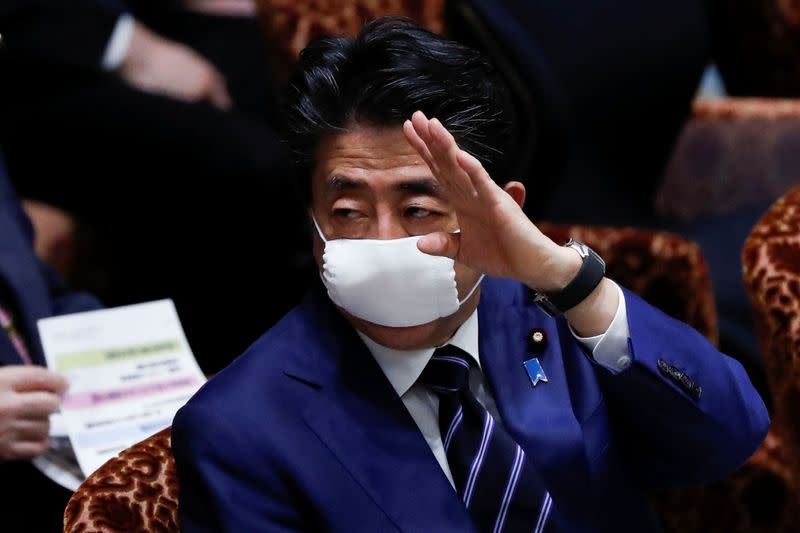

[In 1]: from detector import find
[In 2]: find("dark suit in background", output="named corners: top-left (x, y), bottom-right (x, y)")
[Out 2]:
top-left (0, 0), bottom-right (311, 374)
top-left (447, 0), bottom-right (709, 226)
top-left (0, 149), bottom-right (103, 531)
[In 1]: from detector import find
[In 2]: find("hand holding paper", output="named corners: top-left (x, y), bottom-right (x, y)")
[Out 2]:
top-left (38, 299), bottom-right (205, 476)
top-left (0, 365), bottom-right (67, 461)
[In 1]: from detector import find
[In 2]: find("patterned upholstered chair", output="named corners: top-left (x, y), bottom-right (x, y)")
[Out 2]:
top-left (740, 185), bottom-right (800, 528)
top-left (257, 0), bottom-right (445, 79)
top-left (64, 428), bottom-right (178, 533)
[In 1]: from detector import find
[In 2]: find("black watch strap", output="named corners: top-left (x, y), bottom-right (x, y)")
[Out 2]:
top-left (534, 240), bottom-right (606, 315)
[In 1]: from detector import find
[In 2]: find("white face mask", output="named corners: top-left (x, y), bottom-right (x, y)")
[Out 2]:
top-left (312, 215), bottom-right (483, 327)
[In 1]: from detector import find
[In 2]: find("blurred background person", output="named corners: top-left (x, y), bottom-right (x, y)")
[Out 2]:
top-left (0, 0), bottom-right (310, 375)
top-left (0, 149), bottom-right (103, 532)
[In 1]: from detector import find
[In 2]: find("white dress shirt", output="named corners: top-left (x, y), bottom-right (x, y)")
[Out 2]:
top-left (102, 14), bottom-right (135, 71)
top-left (357, 281), bottom-right (630, 488)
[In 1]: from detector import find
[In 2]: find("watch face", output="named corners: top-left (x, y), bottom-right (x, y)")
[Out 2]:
top-left (566, 239), bottom-right (590, 258)
top-left (532, 293), bottom-right (561, 317)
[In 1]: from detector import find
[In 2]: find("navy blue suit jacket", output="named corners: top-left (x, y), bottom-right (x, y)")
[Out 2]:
top-left (0, 152), bottom-right (101, 367)
top-left (173, 277), bottom-right (768, 532)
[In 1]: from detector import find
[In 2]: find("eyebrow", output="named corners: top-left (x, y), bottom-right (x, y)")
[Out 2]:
top-left (396, 178), bottom-right (441, 196)
top-left (326, 175), bottom-right (441, 196)
top-left (327, 175), bottom-right (366, 194)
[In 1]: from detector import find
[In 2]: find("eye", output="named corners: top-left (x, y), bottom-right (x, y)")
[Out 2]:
top-left (332, 208), bottom-right (363, 220)
top-left (405, 206), bottom-right (433, 219)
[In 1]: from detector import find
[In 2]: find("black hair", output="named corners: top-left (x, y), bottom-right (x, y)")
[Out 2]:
top-left (284, 16), bottom-right (514, 204)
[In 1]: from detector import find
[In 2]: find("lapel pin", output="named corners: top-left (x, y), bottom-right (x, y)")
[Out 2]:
top-left (527, 327), bottom-right (548, 353)
top-left (524, 357), bottom-right (548, 387)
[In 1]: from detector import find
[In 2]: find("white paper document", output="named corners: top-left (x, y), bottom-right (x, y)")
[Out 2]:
top-left (37, 299), bottom-right (205, 477)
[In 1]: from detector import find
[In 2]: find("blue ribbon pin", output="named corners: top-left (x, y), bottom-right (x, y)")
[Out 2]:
top-left (524, 358), bottom-right (548, 387)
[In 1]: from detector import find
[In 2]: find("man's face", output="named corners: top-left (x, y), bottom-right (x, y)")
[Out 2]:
top-left (310, 124), bottom-right (482, 350)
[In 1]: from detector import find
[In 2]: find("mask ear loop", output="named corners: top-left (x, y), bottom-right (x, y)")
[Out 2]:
top-left (310, 212), bottom-right (328, 243)
top-left (459, 274), bottom-right (485, 305)
top-left (450, 227), bottom-right (483, 305)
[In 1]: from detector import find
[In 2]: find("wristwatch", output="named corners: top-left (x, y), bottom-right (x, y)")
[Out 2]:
top-left (532, 239), bottom-right (606, 317)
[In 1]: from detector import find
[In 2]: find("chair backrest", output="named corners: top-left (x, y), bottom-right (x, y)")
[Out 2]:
top-left (658, 98), bottom-right (800, 223)
top-left (256, 0), bottom-right (445, 79)
top-left (743, 185), bottom-right (800, 486)
top-left (63, 427), bottom-right (178, 533)
top-left (538, 223), bottom-right (719, 343)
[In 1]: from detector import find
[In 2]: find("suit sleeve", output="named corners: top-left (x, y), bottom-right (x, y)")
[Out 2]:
top-left (586, 288), bottom-right (769, 488)
top-left (40, 261), bottom-right (103, 315)
top-left (0, 0), bottom-right (126, 71)
top-left (2, 153), bottom-right (103, 315)
top-left (172, 402), bottom-right (313, 532)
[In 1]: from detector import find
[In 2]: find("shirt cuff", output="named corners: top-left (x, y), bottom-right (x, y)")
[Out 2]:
top-left (101, 14), bottom-right (135, 72)
top-left (570, 281), bottom-right (632, 372)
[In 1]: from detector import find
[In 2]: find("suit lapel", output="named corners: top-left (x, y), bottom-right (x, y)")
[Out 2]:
top-left (285, 291), bottom-right (477, 533)
top-left (477, 292), bottom-right (592, 496)
top-left (0, 208), bottom-right (50, 365)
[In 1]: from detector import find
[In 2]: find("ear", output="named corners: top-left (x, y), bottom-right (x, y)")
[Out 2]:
top-left (503, 181), bottom-right (526, 209)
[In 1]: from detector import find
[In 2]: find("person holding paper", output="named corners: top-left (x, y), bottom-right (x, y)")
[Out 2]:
top-left (173, 18), bottom-right (770, 532)
top-left (0, 0), bottom-right (308, 376)
top-left (0, 150), bottom-right (103, 531)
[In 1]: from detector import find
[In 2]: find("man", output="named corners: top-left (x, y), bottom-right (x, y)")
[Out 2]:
top-left (0, 150), bottom-right (103, 530)
top-left (0, 0), bottom-right (307, 374)
top-left (0, 0), bottom-right (235, 111)
top-left (173, 18), bottom-right (769, 532)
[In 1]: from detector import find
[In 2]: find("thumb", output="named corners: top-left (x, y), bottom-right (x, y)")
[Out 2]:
top-left (208, 72), bottom-right (232, 111)
top-left (417, 231), bottom-right (460, 259)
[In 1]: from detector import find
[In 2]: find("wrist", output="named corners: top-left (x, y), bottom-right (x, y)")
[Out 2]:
top-left (120, 21), bottom-right (165, 76)
top-left (564, 277), bottom-right (618, 336)
top-left (524, 244), bottom-right (582, 294)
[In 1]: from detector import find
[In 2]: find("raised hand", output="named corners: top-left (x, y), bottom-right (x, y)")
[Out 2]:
top-left (402, 111), bottom-right (579, 293)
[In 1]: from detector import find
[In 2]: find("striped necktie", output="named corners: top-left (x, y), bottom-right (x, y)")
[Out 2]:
top-left (419, 346), bottom-right (555, 533)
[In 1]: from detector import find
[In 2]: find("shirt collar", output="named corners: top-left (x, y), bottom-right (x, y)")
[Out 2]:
top-left (357, 310), bottom-right (481, 398)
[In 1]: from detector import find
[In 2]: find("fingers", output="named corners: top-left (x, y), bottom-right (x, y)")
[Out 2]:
top-left (407, 111), bottom-right (478, 201)
top-left (2, 366), bottom-right (68, 395)
top-left (403, 119), bottom-right (436, 171)
top-left (13, 392), bottom-right (62, 419)
top-left (3, 437), bottom-right (51, 461)
top-left (0, 383), bottom-right (58, 460)
top-left (417, 231), bottom-right (460, 259)
top-left (11, 418), bottom-right (50, 442)
top-left (455, 148), bottom-right (499, 197)
top-left (428, 118), bottom-right (479, 199)
top-left (206, 70), bottom-right (233, 111)
top-left (190, 52), bottom-right (232, 110)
